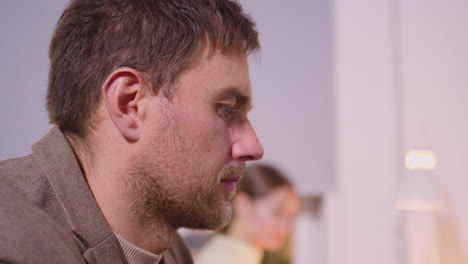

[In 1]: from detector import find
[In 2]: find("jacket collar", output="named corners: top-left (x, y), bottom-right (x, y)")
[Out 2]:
top-left (31, 127), bottom-right (125, 263)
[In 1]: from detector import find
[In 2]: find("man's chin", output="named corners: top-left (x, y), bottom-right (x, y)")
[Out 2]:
top-left (216, 203), bottom-right (233, 229)
top-left (185, 202), bottom-right (233, 230)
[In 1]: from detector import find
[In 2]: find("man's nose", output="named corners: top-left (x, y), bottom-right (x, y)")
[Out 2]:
top-left (231, 121), bottom-right (264, 161)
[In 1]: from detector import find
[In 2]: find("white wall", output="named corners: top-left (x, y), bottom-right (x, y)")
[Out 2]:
top-left (328, 0), bottom-right (468, 264)
top-left (327, 0), bottom-right (401, 263)
top-left (239, 0), bottom-right (334, 196)
top-left (400, 0), bottom-right (468, 262)
top-left (0, 1), bottom-right (68, 159)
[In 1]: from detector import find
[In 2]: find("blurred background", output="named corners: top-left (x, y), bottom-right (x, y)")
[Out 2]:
top-left (1, 0), bottom-right (467, 263)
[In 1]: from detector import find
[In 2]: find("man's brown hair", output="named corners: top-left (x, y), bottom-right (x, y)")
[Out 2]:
top-left (47, 0), bottom-right (259, 137)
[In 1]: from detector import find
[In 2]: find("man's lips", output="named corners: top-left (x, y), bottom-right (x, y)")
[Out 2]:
top-left (220, 175), bottom-right (241, 183)
top-left (220, 175), bottom-right (241, 194)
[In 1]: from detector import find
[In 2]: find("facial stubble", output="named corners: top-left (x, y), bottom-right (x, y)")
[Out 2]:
top-left (127, 105), bottom-right (245, 231)
top-left (129, 160), bottom-right (244, 230)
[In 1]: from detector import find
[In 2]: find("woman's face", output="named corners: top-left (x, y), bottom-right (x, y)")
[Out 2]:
top-left (247, 186), bottom-right (299, 251)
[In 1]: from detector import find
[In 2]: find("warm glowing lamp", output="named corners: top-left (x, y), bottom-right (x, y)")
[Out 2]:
top-left (395, 149), bottom-right (442, 212)
top-left (404, 150), bottom-right (436, 170)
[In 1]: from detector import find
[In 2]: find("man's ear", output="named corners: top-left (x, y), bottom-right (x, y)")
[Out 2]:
top-left (102, 67), bottom-right (149, 142)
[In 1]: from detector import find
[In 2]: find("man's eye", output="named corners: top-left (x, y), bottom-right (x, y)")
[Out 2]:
top-left (218, 104), bottom-right (239, 118)
top-left (221, 105), bottom-right (234, 114)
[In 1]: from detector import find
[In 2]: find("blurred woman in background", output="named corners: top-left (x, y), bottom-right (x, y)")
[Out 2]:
top-left (196, 164), bottom-right (299, 264)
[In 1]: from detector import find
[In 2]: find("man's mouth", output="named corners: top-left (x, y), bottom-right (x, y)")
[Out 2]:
top-left (220, 175), bottom-right (241, 193)
top-left (220, 175), bottom-right (241, 183)
top-left (217, 161), bottom-right (245, 193)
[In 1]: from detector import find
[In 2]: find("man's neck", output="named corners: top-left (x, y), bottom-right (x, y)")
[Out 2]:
top-left (112, 220), bottom-right (176, 254)
top-left (64, 132), bottom-right (177, 254)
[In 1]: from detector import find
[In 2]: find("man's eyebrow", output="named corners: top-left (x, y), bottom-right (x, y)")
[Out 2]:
top-left (216, 87), bottom-right (251, 108)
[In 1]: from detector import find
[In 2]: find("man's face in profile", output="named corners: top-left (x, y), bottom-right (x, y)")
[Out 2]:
top-left (127, 50), bottom-right (263, 230)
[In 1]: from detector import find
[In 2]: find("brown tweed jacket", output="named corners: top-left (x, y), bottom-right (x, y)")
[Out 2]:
top-left (0, 127), bottom-right (193, 264)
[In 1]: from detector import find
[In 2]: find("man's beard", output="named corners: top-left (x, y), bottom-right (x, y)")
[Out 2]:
top-left (127, 157), bottom-right (245, 231)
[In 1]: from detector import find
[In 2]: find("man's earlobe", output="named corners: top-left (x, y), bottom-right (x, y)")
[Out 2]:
top-left (102, 68), bottom-right (148, 142)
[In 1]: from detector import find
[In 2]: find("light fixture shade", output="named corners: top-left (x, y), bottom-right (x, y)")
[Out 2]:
top-left (405, 150), bottom-right (436, 170)
top-left (395, 170), bottom-right (443, 212)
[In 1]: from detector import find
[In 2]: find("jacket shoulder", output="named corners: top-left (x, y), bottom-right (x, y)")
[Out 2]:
top-left (0, 154), bottom-right (68, 222)
top-left (0, 154), bottom-right (44, 190)
top-left (0, 180), bottom-right (85, 264)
